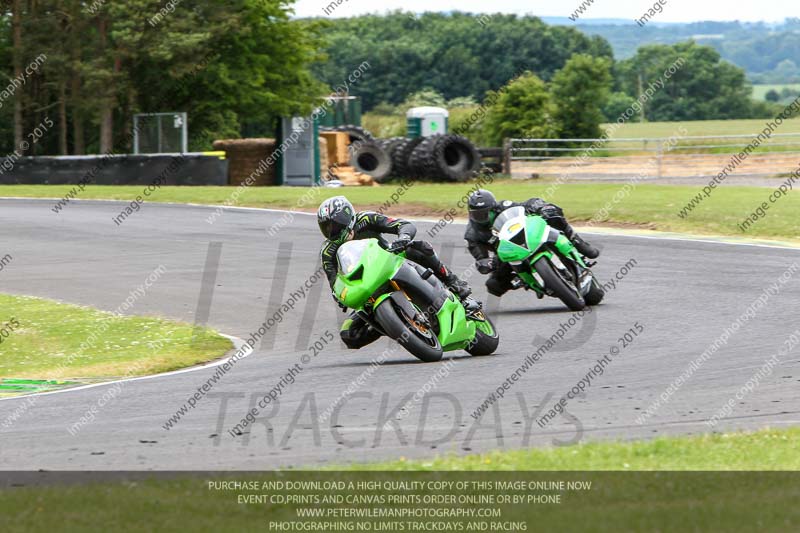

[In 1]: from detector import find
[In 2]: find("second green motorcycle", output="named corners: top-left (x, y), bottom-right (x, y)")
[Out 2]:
top-left (491, 206), bottom-right (604, 311)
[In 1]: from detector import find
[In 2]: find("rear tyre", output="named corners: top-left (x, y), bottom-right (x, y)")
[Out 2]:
top-left (374, 299), bottom-right (443, 362)
top-left (533, 256), bottom-right (585, 311)
top-left (584, 277), bottom-right (605, 306)
top-left (466, 315), bottom-right (499, 356)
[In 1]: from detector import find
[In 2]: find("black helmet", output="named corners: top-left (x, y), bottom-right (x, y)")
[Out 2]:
top-left (318, 196), bottom-right (355, 243)
top-left (467, 189), bottom-right (497, 226)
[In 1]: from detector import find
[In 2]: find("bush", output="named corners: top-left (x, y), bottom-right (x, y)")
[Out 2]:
top-left (483, 73), bottom-right (559, 146)
top-left (603, 91), bottom-right (639, 122)
top-left (551, 54), bottom-right (613, 140)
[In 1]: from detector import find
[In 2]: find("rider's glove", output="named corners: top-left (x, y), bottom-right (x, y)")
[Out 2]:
top-left (388, 235), bottom-right (412, 253)
top-left (476, 257), bottom-right (496, 274)
top-left (332, 291), bottom-right (348, 312)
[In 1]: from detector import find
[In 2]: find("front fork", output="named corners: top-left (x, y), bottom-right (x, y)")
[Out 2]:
top-left (521, 242), bottom-right (592, 296)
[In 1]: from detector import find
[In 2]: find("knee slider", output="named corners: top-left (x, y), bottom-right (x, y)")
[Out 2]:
top-left (540, 204), bottom-right (564, 219)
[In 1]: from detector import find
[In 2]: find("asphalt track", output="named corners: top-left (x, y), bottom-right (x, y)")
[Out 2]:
top-left (1, 198), bottom-right (799, 470)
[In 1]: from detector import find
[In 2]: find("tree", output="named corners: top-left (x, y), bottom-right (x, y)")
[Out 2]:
top-left (550, 54), bottom-right (613, 140)
top-left (446, 96), bottom-right (477, 108)
top-left (313, 12), bottom-right (614, 111)
top-left (132, 0), bottom-right (328, 149)
top-left (765, 89), bottom-right (781, 102)
top-left (603, 91), bottom-right (637, 122)
top-left (401, 89), bottom-right (446, 109)
top-left (0, 0), bottom-right (327, 155)
top-left (483, 72), bottom-right (558, 146)
top-left (616, 41), bottom-right (755, 121)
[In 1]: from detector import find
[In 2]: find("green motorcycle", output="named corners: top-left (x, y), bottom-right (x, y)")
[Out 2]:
top-left (491, 206), bottom-right (604, 311)
top-left (333, 238), bottom-right (499, 362)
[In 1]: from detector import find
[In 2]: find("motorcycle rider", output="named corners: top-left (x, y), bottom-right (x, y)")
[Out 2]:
top-left (465, 189), bottom-right (600, 297)
top-left (318, 196), bottom-right (473, 349)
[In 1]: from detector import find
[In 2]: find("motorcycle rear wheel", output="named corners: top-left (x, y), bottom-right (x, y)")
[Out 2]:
top-left (375, 300), bottom-right (443, 362)
top-left (466, 314), bottom-right (499, 356)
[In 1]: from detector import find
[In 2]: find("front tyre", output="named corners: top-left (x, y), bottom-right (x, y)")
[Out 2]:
top-left (374, 300), bottom-right (443, 363)
top-left (533, 256), bottom-right (585, 311)
top-left (466, 315), bottom-right (499, 356)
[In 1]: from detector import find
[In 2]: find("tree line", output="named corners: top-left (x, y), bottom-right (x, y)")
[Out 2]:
top-left (2, 0), bottom-right (325, 156)
top-left (0, 5), bottom-right (789, 157)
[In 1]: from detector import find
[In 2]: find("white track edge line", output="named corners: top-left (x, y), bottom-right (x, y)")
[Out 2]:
top-left (0, 334), bottom-right (252, 403)
top-left (2, 196), bottom-right (798, 250)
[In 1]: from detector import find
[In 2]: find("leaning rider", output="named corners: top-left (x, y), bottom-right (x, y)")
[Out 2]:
top-left (318, 196), bottom-right (472, 349)
top-left (465, 189), bottom-right (600, 298)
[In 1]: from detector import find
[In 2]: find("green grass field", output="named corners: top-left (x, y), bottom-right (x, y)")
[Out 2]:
top-left (603, 116), bottom-right (800, 139)
top-left (0, 293), bottom-right (231, 386)
top-left (4, 181), bottom-right (798, 241)
top-left (363, 110), bottom-right (800, 148)
top-left (752, 83), bottom-right (800, 101)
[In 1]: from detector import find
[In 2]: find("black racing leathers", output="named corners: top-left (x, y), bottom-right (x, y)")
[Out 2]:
top-left (322, 211), bottom-right (425, 286)
top-left (322, 211), bottom-right (452, 349)
top-left (465, 198), bottom-right (574, 297)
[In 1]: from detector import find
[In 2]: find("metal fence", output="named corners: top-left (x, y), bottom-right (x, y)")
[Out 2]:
top-left (133, 112), bottom-right (188, 154)
top-left (508, 133), bottom-right (800, 181)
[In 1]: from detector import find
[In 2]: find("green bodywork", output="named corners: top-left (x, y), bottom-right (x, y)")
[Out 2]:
top-left (333, 239), bottom-right (404, 309)
top-left (495, 214), bottom-right (586, 293)
top-left (333, 239), bottom-right (491, 352)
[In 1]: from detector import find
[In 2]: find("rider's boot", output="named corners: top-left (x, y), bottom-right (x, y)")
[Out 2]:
top-left (437, 265), bottom-right (472, 300)
top-left (572, 234), bottom-right (600, 259)
top-left (565, 227), bottom-right (600, 259)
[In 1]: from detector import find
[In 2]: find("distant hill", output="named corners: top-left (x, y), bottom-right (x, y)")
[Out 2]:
top-left (540, 16), bottom-right (675, 27)
top-left (554, 18), bottom-right (800, 83)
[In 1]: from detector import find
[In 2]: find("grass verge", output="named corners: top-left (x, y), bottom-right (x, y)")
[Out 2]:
top-left (346, 427), bottom-right (800, 471)
top-left (1, 429), bottom-right (798, 532)
top-left (0, 293), bottom-right (232, 385)
top-left (3, 181), bottom-right (798, 241)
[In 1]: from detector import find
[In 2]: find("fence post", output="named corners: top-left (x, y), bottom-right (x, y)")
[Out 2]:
top-left (656, 139), bottom-right (664, 179)
top-left (503, 138), bottom-right (512, 176)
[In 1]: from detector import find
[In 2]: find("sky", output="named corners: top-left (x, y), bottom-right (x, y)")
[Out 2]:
top-left (294, 0), bottom-right (797, 23)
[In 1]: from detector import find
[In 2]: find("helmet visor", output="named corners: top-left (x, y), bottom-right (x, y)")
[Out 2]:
top-left (469, 206), bottom-right (492, 225)
top-left (319, 219), bottom-right (350, 242)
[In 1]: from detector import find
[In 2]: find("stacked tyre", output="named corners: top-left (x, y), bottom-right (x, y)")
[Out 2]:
top-left (322, 125), bottom-right (392, 183)
top-left (407, 134), bottom-right (481, 182)
top-left (322, 124), bottom-right (374, 145)
top-left (321, 125), bottom-right (482, 182)
top-left (350, 140), bottom-right (393, 183)
top-left (388, 137), bottom-right (425, 179)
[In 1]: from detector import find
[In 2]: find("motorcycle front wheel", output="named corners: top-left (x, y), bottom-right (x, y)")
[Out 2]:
top-left (533, 256), bottom-right (586, 311)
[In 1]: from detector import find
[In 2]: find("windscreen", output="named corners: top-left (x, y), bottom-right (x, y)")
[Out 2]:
top-left (337, 240), bottom-right (370, 274)
top-left (492, 206), bottom-right (526, 232)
